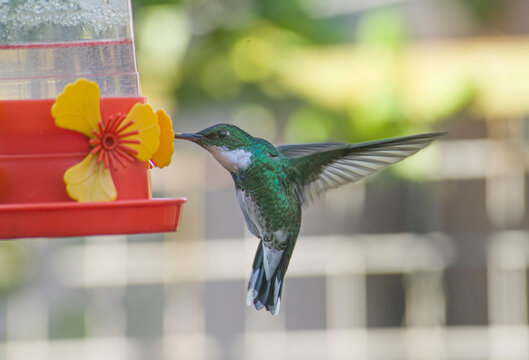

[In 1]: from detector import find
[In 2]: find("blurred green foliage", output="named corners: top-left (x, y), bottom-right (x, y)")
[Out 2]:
top-left (0, 242), bottom-right (29, 297)
top-left (134, 2), bottom-right (417, 143)
top-left (132, 0), bottom-right (525, 149)
top-left (457, 0), bottom-right (500, 22)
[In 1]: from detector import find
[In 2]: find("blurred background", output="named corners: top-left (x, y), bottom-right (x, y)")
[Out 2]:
top-left (2, 0), bottom-right (529, 359)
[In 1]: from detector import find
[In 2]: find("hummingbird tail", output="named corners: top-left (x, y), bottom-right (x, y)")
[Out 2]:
top-left (246, 242), bottom-right (286, 316)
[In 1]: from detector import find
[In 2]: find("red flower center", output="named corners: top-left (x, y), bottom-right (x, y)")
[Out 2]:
top-left (102, 133), bottom-right (118, 150)
top-left (89, 113), bottom-right (141, 170)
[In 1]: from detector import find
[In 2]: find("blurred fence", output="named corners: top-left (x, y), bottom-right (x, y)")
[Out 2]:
top-left (2, 132), bottom-right (529, 359)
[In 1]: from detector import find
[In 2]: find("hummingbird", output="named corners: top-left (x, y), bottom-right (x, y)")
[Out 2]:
top-left (175, 124), bottom-right (442, 315)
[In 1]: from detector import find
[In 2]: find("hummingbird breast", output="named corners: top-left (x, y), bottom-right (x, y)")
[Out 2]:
top-left (236, 189), bottom-right (267, 239)
top-left (233, 156), bottom-right (301, 247)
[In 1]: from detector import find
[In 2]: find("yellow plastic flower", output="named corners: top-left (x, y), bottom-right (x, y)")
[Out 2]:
top-left (151, 109), bottom-right (175, 168)
top-left (63, 154), bottom-right (116, 202)
top-left (51, 79), bottom-right (174, 202)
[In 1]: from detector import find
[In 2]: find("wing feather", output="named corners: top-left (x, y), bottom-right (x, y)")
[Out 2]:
top-left (278, 132), bottom-right (444, 205)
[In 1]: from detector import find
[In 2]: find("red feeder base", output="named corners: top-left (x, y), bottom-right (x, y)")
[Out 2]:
top-left (0, 97), bottom-right (186, 239)
top-left (0, 198), bottom-right (186, 239)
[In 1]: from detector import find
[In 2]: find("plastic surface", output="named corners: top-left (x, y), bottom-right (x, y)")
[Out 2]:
top-left (0, 199), bottom-right (185, 239)
top-left (0, 1), bottom-right (185, 238)
top-left (0, 98), bottom-right (151, 202)
top-left (0, 0), bottom-right (139, 100)
top-left (0, 97), bottom-right (186, 239)
top-left (0, 39), bottom-right (140, 100)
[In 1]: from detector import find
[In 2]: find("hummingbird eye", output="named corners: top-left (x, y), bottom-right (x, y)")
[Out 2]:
top-left (217, 130), bottom-right (229, 139)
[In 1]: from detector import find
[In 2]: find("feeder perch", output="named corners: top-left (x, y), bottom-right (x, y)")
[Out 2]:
top-left (0, 1), bottom-right (185, 239)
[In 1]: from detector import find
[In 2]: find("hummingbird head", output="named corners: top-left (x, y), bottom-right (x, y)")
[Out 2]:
top-left (175, 123), bottom-right (254, 150)
top-left (175, 123), bottom-right (256, 172)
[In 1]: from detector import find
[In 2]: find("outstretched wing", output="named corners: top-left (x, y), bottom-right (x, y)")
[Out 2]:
top-left (278, 132), bottom-right (444, 205)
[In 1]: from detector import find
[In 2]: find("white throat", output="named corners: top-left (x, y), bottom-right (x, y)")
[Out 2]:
top-left (208, 146), bottom-right (252, 172)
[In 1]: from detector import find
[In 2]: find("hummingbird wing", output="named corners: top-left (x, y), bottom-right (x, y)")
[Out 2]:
top-left (278, 132), bottom-right (444, 205)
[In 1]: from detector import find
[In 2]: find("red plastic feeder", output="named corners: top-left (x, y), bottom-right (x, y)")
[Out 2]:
top-left (0, 2), bottom-right (185, 239)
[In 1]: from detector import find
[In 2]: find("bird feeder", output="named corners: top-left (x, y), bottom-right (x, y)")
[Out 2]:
top-left (0, 0), bottom-right (185, 239)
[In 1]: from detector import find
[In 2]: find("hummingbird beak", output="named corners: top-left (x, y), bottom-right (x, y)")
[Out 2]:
top-left (174, 132), bottom-right (204, 143)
